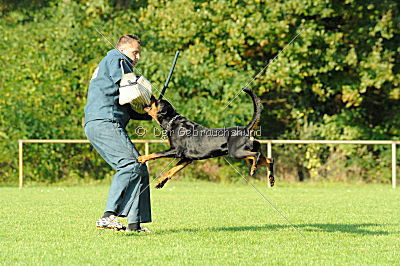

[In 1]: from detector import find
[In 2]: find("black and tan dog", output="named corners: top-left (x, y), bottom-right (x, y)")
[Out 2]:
top-left (137, 88), bottom-right (274, 188)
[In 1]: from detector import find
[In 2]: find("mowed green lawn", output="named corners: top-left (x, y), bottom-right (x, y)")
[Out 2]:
top-left (1, 179), bottom-right (399, 265)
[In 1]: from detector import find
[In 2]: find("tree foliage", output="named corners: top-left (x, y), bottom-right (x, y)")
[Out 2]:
top-left (0, 0), bottom-right (399, 184)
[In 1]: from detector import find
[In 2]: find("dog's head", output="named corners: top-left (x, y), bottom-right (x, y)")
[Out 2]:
top-left (144, 95), bottom-right (176, 122)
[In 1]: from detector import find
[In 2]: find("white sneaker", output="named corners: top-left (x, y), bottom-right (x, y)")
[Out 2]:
top-left (95, 215), bottom-right (126, 231)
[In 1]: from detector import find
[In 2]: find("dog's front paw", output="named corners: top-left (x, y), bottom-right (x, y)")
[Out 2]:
top-left (155, 178), bottom-right (168, 189)
top-left (137, 156), bottom-right (148, 164)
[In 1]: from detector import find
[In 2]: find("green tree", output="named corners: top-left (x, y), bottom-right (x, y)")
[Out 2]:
top-left (0, 0), bottom-right (398, 184)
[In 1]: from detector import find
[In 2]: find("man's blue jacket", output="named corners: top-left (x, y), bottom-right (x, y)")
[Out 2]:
top-left (84, 49), bottom-right (151, 128)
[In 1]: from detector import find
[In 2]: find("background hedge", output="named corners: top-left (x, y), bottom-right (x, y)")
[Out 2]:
top-left (0, 0), bottom-right (399, 184)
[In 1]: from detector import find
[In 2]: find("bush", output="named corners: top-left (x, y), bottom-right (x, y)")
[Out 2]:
top-left (0, 0), bottom-right (399, 184)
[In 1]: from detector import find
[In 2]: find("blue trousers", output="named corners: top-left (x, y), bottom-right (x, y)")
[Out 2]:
top-left (84, 119), bottom-right (151, 224)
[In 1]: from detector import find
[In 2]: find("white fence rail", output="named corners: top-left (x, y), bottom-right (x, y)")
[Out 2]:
top-left (18, 139), bottom-right (399, 189)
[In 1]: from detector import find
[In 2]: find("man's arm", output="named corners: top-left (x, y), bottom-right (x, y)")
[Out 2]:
top-left (109, 58), bottom-right (123, 84)
top-left (128, 106), bottom-right (152, 120)
top-left (108, 57), bottom-right (152, 121)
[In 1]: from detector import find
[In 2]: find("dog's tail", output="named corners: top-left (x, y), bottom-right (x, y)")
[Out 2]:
top-left (243, 88), bottom-right (263, 131)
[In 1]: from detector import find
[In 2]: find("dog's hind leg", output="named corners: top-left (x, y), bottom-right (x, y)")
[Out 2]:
top-left (229, 150), bottom-right (261, 176)
top-left (155, 159), bottom-right (193, 189)
top-left (242, 153), bottom-right (262, 176)
top-left (259, 156), bottom-right (275, 187)
top-left (228, 136), bottom-right (263, 176)
top-left (244, 158), bottom-right (253, 165)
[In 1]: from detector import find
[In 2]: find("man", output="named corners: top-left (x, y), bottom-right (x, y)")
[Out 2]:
top-left (84, 34), bottom-right (152, 232)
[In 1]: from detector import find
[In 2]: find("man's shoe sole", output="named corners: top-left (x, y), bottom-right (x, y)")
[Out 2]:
top-left (96, 225), bottom-right (126, 231)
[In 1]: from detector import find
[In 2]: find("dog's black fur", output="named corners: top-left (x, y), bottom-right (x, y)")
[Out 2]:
top-left (137, 88), bottom-right (274, 188)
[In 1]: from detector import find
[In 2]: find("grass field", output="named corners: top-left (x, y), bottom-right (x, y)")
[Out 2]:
top-left (1, 179), bottom-right (399, 265)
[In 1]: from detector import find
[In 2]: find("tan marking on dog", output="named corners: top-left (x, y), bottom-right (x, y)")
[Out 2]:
top-left (258, 157), bottom-right (273, 165)
top-left (258, 156), bottom-right (275, 187)
top-left (242, 156), bottom-right (257, 175)
top-left (137, 153), bottom-right (161, 164)
top-left (155, 160), bottom-right (192, 188)
top-left (145, 102), bottom-right (159, 122)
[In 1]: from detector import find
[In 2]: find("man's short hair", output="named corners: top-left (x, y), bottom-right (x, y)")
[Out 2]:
top-left (116, 34), bottom-right (141, 49)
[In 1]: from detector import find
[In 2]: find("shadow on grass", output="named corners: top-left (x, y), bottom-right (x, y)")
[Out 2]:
top-left (153, 223), bottom-right (394, 236)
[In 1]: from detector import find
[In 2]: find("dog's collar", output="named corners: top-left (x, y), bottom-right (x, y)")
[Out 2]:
top-left (165, 115), bottom-right (181, 132)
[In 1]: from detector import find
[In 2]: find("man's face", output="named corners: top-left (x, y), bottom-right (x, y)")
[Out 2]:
top-left (120, 40), bottom-right (141, 65)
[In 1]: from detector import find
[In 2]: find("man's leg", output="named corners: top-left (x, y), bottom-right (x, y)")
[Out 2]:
top-left (84, 120), bottom-right (151, 228)
top-left (105, 162), bottom-right (151, 223)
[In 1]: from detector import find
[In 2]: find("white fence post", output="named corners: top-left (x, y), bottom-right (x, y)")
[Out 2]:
top-left (392, 143), bottom-right (397, 189)
top-left (267, 141), bottom-right (272, 158)
top-left (19, 140), bottom-right (23, 189)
